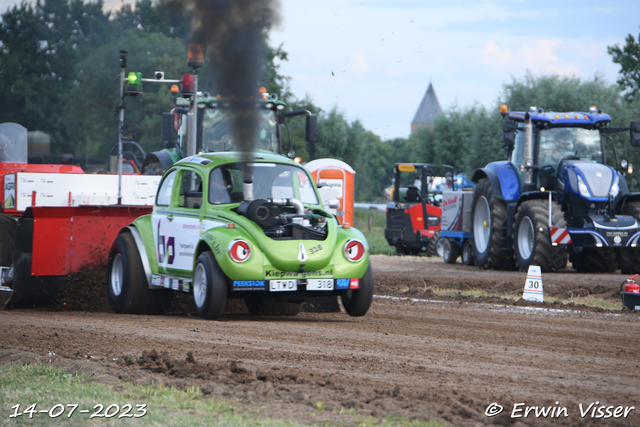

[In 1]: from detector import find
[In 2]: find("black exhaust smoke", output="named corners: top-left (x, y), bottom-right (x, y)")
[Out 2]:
top-left (169, 0), bottom-right (281, 156)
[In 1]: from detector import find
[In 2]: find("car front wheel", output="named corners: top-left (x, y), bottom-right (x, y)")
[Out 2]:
top-left (341, 262), bottom-right (374, 317)
top-left (193, 251), bottom-right (228, 319)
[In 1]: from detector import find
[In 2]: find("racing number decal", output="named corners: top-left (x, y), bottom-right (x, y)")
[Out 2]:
top-left (157, 220), bottom-right (175, 264)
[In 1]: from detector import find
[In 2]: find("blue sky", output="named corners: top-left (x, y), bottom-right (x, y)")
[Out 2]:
top-left (2, 0), bottom-right (639, 140)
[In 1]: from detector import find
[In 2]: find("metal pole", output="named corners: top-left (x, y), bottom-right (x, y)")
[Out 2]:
top-left (187, 74), bottom-right (198, 157)
top-left (118, 66), bottom-right (124, 205)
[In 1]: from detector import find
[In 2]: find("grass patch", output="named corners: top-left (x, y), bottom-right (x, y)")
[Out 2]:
top-left (0, 363), bottom-right (277, 426)
top-left (417, 286), bottom-right (623, 310)
top-left (0, 363), bottom-right (452, 427)
top-left (354, 207), bottom-right (395, 255)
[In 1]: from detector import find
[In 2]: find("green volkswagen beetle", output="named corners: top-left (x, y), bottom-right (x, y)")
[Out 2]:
top-left (107, 151), bottom-right (373, 319)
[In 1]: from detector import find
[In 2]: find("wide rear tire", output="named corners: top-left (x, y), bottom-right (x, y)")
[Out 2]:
top-left (107, 233), bottom-right (173, 315)
top-left (341, 262), bottom-right (374, 317)
top-left (514, 199), bottom-right (567, 272)
top-left (193, 251), bottom-right (228, 319)
top-left (425, 230), bottom-right (441, 257)
top-left (471, 178), bottom-right (515, 270)
top-left (0, 213), bottom-right (16, 267)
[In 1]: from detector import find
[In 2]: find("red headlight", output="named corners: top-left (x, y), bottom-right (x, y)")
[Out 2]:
top-left (344, 239), bottom-right (365, 262)
top-left (228, 240), bottom-right (251, 262)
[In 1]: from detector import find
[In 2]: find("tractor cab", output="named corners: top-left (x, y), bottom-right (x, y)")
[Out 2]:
top-left (504, 106), bottom-right (611, 196)
top-left (141, 91), bottom-right (318, 175)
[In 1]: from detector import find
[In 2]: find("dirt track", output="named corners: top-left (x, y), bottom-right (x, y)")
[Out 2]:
top-left (1, 255), bottom-right (640, 426)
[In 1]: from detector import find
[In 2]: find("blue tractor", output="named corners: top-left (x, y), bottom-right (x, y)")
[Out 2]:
top-left (470, 105), bottom-right (640, 273)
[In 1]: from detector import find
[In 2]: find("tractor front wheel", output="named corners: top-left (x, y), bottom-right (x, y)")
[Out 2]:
top-left (514, 199), bottom-right (567, 272)
top-left (569, 246), bottom-right (617, 273)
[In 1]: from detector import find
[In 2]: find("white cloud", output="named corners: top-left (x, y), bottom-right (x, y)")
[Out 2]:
top-left (480, 39), bottom-right (585, 77)
top-left (349, 54), bottom-right (370, 77)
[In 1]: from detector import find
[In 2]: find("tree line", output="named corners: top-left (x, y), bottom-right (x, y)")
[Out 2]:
top-left (2, 1), bottom-right (640, 201)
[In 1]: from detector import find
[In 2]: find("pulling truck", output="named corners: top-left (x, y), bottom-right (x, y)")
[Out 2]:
top-left (461, 105), bottom-right (640, 273)
top-left (0, 125), bottom-right (160, 307)
top-left (384, 163), bottom-right (455, 256)
top-left (0, 51), bottom-right (169, 307)
top-left (107, 151), bottom-right (373, 319)
top-left (119, 46), bottom-right (317, 175)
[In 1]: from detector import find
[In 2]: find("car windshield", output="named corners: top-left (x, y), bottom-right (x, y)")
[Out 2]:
top-left (209, 162), bottom-right (319, 205)
top-left (538, 127), bottom-right (603, 168)
top-left (201, 108), bottom-right (278, 153)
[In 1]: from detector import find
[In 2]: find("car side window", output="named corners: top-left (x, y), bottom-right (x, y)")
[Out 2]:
top-left (178, 170), bottom-right (203, 209)
top-left (156, 169), bottom-right (176, 206)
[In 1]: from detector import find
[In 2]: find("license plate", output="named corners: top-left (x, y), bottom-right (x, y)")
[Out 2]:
top-left (269, 280), bottom-right (297, 292)
top-left (306, 279), bottom-right (334, 291)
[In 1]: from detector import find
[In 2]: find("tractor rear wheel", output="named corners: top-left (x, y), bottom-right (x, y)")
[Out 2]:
top-left (107, 233), bottom-right (173, 315)
top-left (471, 178), bottom-right (515, 270)
top-left (569, 246), bottom-right (617, 273)
top-left (193, 251), bottom-right (228, 319)
top-left (426, 230), bottom-right (441, 257)
top-left (0, 213), bottom-right (16, 267)
top-left (341, 262), bottom-right (374, 317)
top-left (514, 199), bottom-right (567, 272)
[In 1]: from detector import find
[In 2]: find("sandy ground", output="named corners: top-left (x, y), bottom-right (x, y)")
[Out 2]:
top-left (1, 255), bottom-right (639, 426)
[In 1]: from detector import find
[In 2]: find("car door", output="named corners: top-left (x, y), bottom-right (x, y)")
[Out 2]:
top-left (152, 167), bottom-right (203, 278)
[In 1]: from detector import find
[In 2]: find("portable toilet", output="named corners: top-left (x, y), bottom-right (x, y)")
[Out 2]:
top-left (305, 158), bottom-right (355, 225)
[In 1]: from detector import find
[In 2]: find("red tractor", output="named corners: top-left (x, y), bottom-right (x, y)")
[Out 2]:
top-left (384, 163), bottom-right (456, 256)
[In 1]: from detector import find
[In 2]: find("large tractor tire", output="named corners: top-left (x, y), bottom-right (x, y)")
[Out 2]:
top-left (0, 213), bottom-right (17, 267)
top-left (425, 230), bottom-right (441, 257)
top-left (617, 201), bottom-right (640, 274)
top-left (513, 199), bottom-right (568, 272)
top-left (471, 178), bottom-right (515, 270)
top-left (107, 233), bottom-right (174, 315)
top-left (193, 251), bottom-right (228, 319)
top-left (341, 262), bottom-right (374, 317)
top-left (569, 246), bottom-right (618, 273)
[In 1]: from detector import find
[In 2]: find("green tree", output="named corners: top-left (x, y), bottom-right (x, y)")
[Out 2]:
top-left (608, 28), bottom-right (640, 102)
top-left (61, 30), bottom-right (188, 162)
top-left (0, 0), bottom-right (110, 152)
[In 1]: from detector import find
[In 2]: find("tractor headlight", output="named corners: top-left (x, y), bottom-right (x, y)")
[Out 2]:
top-left (577, 175), bottom-right (591, 197)
top-left (609, 175), bottom-right (620, 198)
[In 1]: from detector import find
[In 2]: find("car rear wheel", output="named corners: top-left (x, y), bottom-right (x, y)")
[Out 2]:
top-left (193, 251), bottom-right (228, 320)
top-left (341, 262), bottom-right (374, 317)
top-left (107, 233), bottom-right (173, 314)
